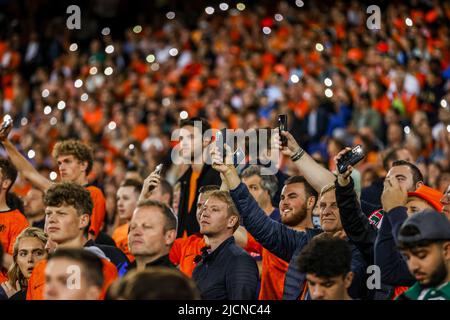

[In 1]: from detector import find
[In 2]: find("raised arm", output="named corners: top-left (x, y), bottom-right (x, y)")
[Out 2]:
top-left (273, 130), bottom-right (335, 192)
top-left (0, 139), bottom-right (52, 192)
top-left (210, 144), bottom-right (307, 262)
top-left (334, 147), bottom-right (378, 264)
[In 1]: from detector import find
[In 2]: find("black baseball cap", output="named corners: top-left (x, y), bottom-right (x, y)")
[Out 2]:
top-left (398, 210), bottom-right (450, 244)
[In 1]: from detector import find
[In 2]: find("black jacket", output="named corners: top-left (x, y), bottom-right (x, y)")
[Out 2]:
top-left (374, 207), bottom-right (415, 287)
top-left (192, 236), bottom-right (259, 300)
top-left (177, 164), bottom-right (221, 238)
top-left (84, 240), bottom-right (130, 276)
top-left (125, 254), bottom-right (176, 273)
top-left (335, 179), bottom-right (378, 265)
top-left (230, 182), bottom-right (367, 300)
top-left (335, 178), bottom-right (399, 299)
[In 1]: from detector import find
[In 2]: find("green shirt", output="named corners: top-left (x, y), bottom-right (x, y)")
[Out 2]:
top-left (398, 281), bottom-right (450, 300)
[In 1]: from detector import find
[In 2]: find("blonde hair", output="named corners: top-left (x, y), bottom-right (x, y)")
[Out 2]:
top-left (7, 227), bottom-right (48, 290)
top-left (207, 190), bottom-right (240, 232)
top-left (319, 183), bottom-right (336, 200)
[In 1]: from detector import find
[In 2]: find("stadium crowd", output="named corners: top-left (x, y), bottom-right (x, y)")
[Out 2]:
top-left (0, 0), bottom-right (449, 300)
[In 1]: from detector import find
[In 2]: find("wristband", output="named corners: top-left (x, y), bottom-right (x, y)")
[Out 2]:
top-left (291, 148), bottom-right (305, 162)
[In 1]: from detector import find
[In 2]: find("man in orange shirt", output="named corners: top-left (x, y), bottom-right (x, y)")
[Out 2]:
top-left (112, 179), bottom-right (142, 262)
top-left (0, 132), bottom-right (106, 240)
top-left (0, 159), bottom-right (29, 282)
top-left (169, 185), bottom-right (219, 277)
top-left (26, 182), bottom-right (125, 300)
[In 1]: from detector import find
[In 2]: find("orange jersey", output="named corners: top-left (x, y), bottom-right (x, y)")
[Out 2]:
top-left (112, 223), bottom-right (134, 262)
top-left (169, 233), bottom-right (205, 278)
top-left (86, 185), bottom-right (106, 238)
top-left (26, 257), bottom-right (118, 300)
top-left (245, 232), bottom-right (289, 300)
top-left (0, 209), bottom-right (29, 254)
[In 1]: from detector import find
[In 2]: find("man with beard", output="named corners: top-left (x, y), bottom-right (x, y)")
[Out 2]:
top-left (240, 172), bottom-right (317, 299)
top-left (397, 210), bottom-right (450, 300)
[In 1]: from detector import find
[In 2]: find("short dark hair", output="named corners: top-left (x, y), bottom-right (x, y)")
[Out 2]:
top-left (120, 267), bottom-right (200, 300)
top-left (285, 176), bottom-right (318, 206)
top-left (0, 158), bottom-right (18, 192)
top-left (179, 117), bottom-right (211, 138)
top-left (120, 179), bottom-right (143, 196)
top-left (44, 182), bottom-right (93, 217)
top-left (383, 147), bottom-right (412, 171)
top-left (392, 160), bottom-right (424, 186)
top-left (6, 192), bottom-right (24, 213)
top-left (159, 179), bottom-right (174, 205)
top-left (298, 237), bottom-right (352, 278)
top-left (136, 199), bottom-right (177, 232)
top-left (198, 185), bottom-right (220, 194)
top-left (48, 248), bottom-right (104, 288)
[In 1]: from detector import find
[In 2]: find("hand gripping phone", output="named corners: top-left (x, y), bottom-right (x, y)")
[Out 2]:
top-left (337, 145), bottom-right (365, 174)
top-left (278, 114), bottom-right (288, 147)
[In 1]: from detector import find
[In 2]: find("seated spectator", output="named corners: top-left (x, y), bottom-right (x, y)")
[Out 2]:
top-left (26, 182), bottom-right (126, 300)
top-left (0, 228), bottom-right (47, 300)
top-left (126, 199), bottom-right (177, 271)
top-left (297, 236), bottom-right (353, 300)
top-left (193, 190), bottom-right (259, 300)
top-left (22, 188), bottom-right (46, 230)
top-left (44, 249), bottom-right (104, 300)
top-left (112, 179), bottom-right (142, 262)
top-left (397, 211), bottom-right (450, 300)
top-left (406, 185), bottom-right (444, 216)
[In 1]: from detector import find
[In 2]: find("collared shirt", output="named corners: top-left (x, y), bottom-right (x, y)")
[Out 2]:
top-left (126, 254), bottom-right (176, 273)
top-left (192, 236), bottom-right (259, 300)
top-left (398, 281), bottom-right (450, 300)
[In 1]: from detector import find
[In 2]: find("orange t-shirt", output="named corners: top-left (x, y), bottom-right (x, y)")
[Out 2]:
top-left (245, 232), bottom-right (289, 300)
top-left (112, 223), bottom-right (134, 262)
top-left (169, 233), bottom-right (205, 278)
top-left (26, 257), bottom-right (118, 300)
top-left (0, 209), bottom-right (29, 254)
top-left (86, 185), bottom-right (106, 238)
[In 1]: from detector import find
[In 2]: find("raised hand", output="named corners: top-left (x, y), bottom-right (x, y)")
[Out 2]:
top-left (272, 129), bottom-right (301, 158)
top-left (381, 175), bottom-right (408, 213)
top-left (334, 147), bottom-right (353, 187)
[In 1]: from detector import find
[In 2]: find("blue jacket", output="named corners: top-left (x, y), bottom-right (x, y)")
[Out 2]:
top-left (230, 182), bottom-right (367, 299)
top-left (374, 207), bottom-right (415, 286)
top-left (192, 236), bottom-right (259, 300)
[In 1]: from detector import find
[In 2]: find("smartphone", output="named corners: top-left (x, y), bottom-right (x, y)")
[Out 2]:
top-left (149, 164), bottom-right (163, 192)
top-left (215, 128), bottom-right (227, 161)
top-left (232, 148), bottom-right (245, 168)
top-left (154, 163), bottom-right (163, 175)
top-left (0, 118), bottom-right (12, 132)
top-left (278, 115), bottom-right (288, 147)
top-left (337, 145), bottom-right (365, 174)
